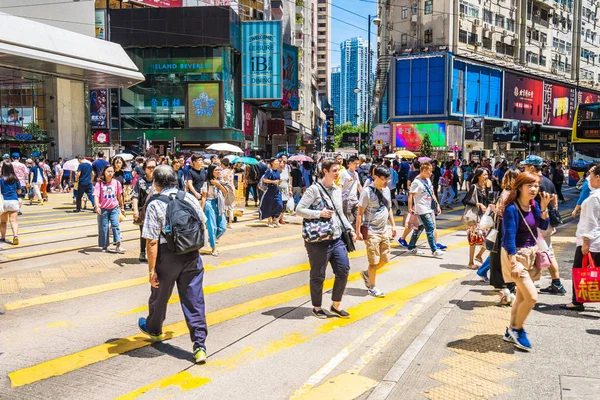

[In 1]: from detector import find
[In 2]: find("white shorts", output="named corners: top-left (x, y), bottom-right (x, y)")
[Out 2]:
top-left (3, 200), bottom-right (19, 212)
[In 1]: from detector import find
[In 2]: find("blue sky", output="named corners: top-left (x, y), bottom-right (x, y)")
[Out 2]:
top-left (329, 0), bottom-right (378, 68)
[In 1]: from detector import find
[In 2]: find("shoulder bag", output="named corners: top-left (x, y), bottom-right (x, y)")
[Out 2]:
top-left (318, 183), bottom-right (356, 252)
top-left (418, 178), bottom-right (440, 215)
top-left (461, 187), bottom-right (480, 227)
top-left (301, 185), bottom-right (334, 243)
top-left (133, 182), bottom-right (155, 226)
top-left (359, 186), bottom-right (390, 240)
top-left (485, 213), bottom-right (500, 252)
top-left (516, 205), bottom-right (551, 269)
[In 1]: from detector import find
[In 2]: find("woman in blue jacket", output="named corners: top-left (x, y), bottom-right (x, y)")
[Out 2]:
top-left (500, 172), bottom-right (552, 352)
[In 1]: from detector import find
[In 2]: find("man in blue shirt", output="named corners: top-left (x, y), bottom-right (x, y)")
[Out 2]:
top-left (91, 151), bottom-right (109, 183)
top-left (74, 155), bottom-right (95, 213)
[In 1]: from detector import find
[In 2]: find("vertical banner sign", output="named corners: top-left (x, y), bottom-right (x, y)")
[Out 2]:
top-left (243, 103), bottom-right (253, 140)
top-left (325, 110), bottom-right (335, 139)
top-left (464, 117), bottom-right (484, 141)
top-left (242, 21), bottom-right (282, 100)
top-left (504, 73), bottom-right (543, 122)
top-left (542, 82), bottom-right (576, 127)
top-left (268, 44), bottom-right (299, 110)
top-left (90, 89), bottom-right (108, 129)
top-left (94, 10), bottom-right (106, 39)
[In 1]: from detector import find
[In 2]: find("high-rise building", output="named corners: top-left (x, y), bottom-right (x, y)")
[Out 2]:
top-left (316, 0), bottom-right (330, 98)
top-left (340, 37), bottom-right (370, 126)
top-left (374, 0), bottom-right (600, 159)
top-left (330, 66), bottom-right (341, 121)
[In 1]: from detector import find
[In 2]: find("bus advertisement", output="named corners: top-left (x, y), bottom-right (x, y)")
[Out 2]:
top-left (570, 102), bottom-right (600, 185)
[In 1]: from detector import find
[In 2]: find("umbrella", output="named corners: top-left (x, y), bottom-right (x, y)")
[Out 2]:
top-left (384, 154), bottom-right (397, 159)
top-left (234, 156), bottom-right (259, 165)
top-left (114, 153), bottom-right (134, 161)
top-left (224, 154), bottom-right (239, 162)
top-left (206, 143), bottom-right (244, 153)
top-left (418, 156), bottom-right (432, 163)
top-left (288, 154), bottom-right (313, 162)
top-left (395, 150), bottom-right (417, 158)
top-left (62, 158), bottom-right (90, 171)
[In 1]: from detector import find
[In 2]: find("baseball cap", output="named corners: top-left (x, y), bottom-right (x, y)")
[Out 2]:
top-left (520, 155), bottom-right (544, 166)
top-left (2, 154), bottom-right (9, 159)
top-left (11, 152), bottom-right (19, 159)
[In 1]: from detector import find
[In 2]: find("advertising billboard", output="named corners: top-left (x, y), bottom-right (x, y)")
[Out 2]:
top-left (324, 110), bottom-right (334, 139)
top-left (465, 117), bottom-right (484, 141)
top-left (267, 44), bottom-right (299, 110)
top-left (186, 82), bottom-right (222, 128)
top-left (90, 89), bottom-right (108, 129)
top-left (394, 123), bottom-right (446, 150)
top-left (243, 103), bottom-right (253, 140)
top-left (143, 58), bottom-right (222, 74)
top-left (372, 124), bottom-right (392, 145)
top-left (94, 10), bottom-right (106, 40)
top-left (542, 82), bottom-right (576, 127)
top-left (577, 90), bottom-right (600, 105)
top-left (242, 21), bottom-right (282, 100)
top-left (130, 0), bottom-right (183, 7)
top-left (493, 120), bottom-right (520, 142)
top-left (504, 73), bottom-right (543, 122)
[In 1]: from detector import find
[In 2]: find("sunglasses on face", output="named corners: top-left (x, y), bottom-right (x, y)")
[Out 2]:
top-left (146, 166), bottom-right (156, 170)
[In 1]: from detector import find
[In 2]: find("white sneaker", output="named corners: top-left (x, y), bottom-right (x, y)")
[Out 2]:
top-left (534, 281), bottom-right (541, 288)
top-left (433, 249), bottom-right (445, 258)
top-left (115, 245), bottom-right (126, 253)
top-left (499, 288), bottom-right (511, 305)
top-left (410, 248), bottom-right (426, 256)
top-left (368, 287), bottom-right (386, 298)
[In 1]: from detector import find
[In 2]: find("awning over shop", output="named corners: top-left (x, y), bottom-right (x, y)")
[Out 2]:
top-left (0, 12), bottom-right (144, 88)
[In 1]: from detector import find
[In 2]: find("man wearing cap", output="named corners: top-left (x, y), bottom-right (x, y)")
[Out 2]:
top-left (520, 155), bottom-right (567, 295)
top-left (1, 154), bottom-right (9, 166)
top-left (11, 153), bottom-right (28, 215)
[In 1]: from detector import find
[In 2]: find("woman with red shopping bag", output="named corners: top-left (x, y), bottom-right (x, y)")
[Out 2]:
top-left (562, 165), bottom-right (600, 311)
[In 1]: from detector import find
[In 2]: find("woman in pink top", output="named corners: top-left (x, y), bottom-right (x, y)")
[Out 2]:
top-left (93, 165), bottom-right (125, 253)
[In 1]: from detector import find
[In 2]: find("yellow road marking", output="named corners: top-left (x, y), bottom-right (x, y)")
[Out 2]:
top-left (8, 267), bottom-right (382, 388)
top-left (116, 373), bottom-right (211, 400)
top-left (115, 272), bottom-right (464, 400)
top-left (292, 373), bottom-right (377, 400)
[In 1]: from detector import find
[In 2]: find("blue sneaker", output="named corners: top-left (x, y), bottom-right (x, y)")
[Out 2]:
top-left (138, 317), bottom-right (163, 342)
top-left (503, 327), bottom-right (515, 344)
top-left (436, 243), bottom-right (447, 250)
top-left (398, 238), bottom-right (409, 248)
top-left (512, 328), bottom-right (532, 351)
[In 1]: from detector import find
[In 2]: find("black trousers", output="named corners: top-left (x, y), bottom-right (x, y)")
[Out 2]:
top-left (555, 182), bottom-right (565, 202)
top-left (305, 238), bottom-right (350, 307)
top-left (146, 244), bottom-right (207, 350)
top-left (571, 246), bottom-right (600, 305)
top-left (139, 225), bottom-right (146, 253)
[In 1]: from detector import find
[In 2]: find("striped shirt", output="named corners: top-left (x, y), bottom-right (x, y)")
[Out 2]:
top-left (142, 187), bottom-right (207, 244)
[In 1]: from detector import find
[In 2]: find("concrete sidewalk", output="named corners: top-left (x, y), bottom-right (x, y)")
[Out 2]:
top-left (367, 243), bottom-right (600, 399)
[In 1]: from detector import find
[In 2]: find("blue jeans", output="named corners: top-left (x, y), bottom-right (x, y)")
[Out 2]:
top-left (98, 207), bottom-right (121, 249)
top-left (204, 199), bottom-right (227, 248)
top-left (478, 256), bottom-right (491, 278)
top-left (409, 212), bottom-right (437, 253)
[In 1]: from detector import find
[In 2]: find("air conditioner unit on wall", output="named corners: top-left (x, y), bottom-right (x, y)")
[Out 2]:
top-left (483, 23), bottom-right (490, 30)
top-left (475, 41), bottom-right (483, 47)
top-left (551, 67), bottom-right (558, 73)
top-left (474, 19), bottom-right (481, 26)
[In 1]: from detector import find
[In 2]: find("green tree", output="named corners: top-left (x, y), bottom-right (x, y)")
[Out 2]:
top-left (420, 133), bottom-right (433, 157)
top-left (333, 122), bottom-right (366, 149)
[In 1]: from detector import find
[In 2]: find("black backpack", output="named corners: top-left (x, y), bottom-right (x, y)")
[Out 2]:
top-left (248, 165), bottom-right (260, 182)
top-left (153, 191), bottom-right (205, 254)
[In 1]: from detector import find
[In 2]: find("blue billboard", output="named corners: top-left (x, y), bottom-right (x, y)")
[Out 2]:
top-left (267, 44), bottom-right (299, 110)
top-left (242, 20), bottom-right (282, 100)
top-left (451, 60), bottom-right (502, 118)
top-left (394, 55), bottom-right (446, 116)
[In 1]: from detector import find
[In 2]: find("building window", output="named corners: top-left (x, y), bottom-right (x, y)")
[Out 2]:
top-left (540, 55), bottom-right (547, 66)
top-left (424, 29), bottom-right (433, 43)
top-left (459, 29), bottom-right (468, 44)
top-left (495, 14), bottom-right (504, 28)
top-left (424, 1), bottom-right (433, 14)
top-left (483, 37), bottom-right (492, 50)
top-left (506, 18), bottom-right (515, 31)
top-left (460, 1), bottom-right (480, 18)
top-left (401, 34), bottom-right (408, 47)
top-left (540, 33), bottom-right (547, 44)
top-left (413, 3), bottom-right (417, 14)
top-left (484, 10), bottom-right (492, 23)
top-left (402, 6), bottom-right (408, 19)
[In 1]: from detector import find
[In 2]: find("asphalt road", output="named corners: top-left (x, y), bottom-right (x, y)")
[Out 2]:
top-left (0, 187), bottom-right (581, 400)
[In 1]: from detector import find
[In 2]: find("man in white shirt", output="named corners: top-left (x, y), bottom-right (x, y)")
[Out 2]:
top-left (338, 155), bottom-right (362, 224)
top-left (407, 162), bottom-right (444, 258)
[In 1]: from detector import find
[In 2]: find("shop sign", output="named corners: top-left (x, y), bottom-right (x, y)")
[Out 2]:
top-left (372, 124), bottom-right (392, 145)
top-left (143, 58), bottom-right (222, 74)
top-left (130, 0), bottom-right (183, 7)
top-left (325, 110), bottom-right (335, 139)
top-left (186, 82), bottom-right (223, 128)
top-left (243, 103), bottom-right (253, 140)
top-left (504, 73), bottom-right (543, 122)
top-left (242, 21), bottom-right (283, 100)
top-left (267, 119), bottom-right (286, 135)
top-left (464, 117), bottom-right (483, 141)
top-left (90, 89), bottom-right (108, 129)
top-left (542, 82), bottom-right (576, 127)
top-left (93, 131), bottom-right (110, 144)
top-left (95, 10), bottom-right (106, 40)
top-left (577, 90), bottom-right (600, 105)
top-left (267, 44), bottom-right (299, 110)
top-left (394, 123), bottom-right (446, 151)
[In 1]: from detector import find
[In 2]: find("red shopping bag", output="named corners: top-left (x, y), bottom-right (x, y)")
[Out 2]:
top-left (573, 254), bottom-right (600, 303)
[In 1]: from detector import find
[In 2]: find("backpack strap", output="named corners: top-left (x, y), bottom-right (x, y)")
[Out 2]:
top-left (176, 190), bottom-right (186, 201)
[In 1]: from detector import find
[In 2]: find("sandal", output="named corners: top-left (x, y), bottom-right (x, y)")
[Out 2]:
top-left (560, 303), bottom-right (585, 311)
top-left (467, 264), bottom-right (479, 270)
top-left (474, 256), bottom-right (484, 263)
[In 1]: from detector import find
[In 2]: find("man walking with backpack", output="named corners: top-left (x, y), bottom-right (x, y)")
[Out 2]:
top-left (245, 162), bottom-right (260, 207)
top-left (138, 165), bottom-right (209, 364)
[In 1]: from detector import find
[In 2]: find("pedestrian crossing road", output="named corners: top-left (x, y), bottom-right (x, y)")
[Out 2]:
top-left (0, 193), bottom-right (577, 399)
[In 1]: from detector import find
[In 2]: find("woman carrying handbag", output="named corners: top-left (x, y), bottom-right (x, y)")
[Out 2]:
top-left (296, 158), bottom-right (356, 320)
top-left (462, 168), bottom-right (492, 269)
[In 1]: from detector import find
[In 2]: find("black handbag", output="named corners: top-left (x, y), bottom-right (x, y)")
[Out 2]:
top-left (317, 183), bottom-right (356, 252)
top-left (549, 206), bottom-right (562, 227)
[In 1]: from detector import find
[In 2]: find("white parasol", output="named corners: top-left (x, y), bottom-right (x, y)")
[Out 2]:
top-left (114, 153), bottom-right (134, 161)
top-left (206, 143), bottom-right (244, 153)
top-left (62, 158), bottom-right (91, 171)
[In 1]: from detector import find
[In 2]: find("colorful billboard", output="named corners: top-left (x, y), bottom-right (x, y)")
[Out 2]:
top-left (394, 123), bottom-right (446, 150)
top-left (186, 82), bottom-right (222, 128)
top-left (90, 89), bottom-right (108, 129)
top-left (504, 73), bottom-right (543, 122)
top-left (267, 44), bottom-right (299, 110)
top-left (577, 90), bottom-right (600, 105)
top-left (242, 21), bottom-right (282, 100)
top-left (130, 0), bottom-right (182, 7)
top-left (542, 82), bottom-right (576, 127)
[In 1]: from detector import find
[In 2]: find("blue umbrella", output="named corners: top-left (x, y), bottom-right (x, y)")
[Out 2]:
top-left (234, 156), bottom-right (259, 165)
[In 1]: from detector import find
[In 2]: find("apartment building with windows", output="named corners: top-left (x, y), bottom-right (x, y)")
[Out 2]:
top-left (339, 37), bottom-right (371, 126)
top-left (316, 0), bottom-right (331, 99)
top-left (330, 66), bottom-right (341, 120)
top-left (373, 0), bottom-right (600, 159)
